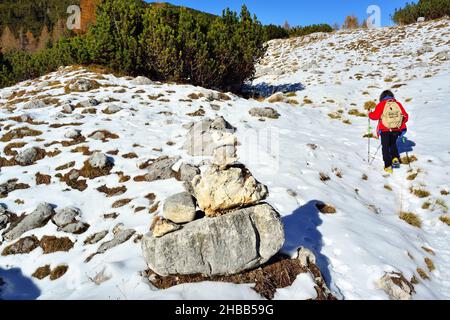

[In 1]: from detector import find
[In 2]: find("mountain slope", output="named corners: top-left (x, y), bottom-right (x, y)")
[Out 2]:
top-left (0, 18), bottom-right (449, 300)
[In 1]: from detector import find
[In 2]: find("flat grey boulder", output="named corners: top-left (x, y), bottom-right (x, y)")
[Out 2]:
top-left (131, 76), bottom-right (153, 85)
top-left (249, 107), bottom-right (280, 119)
top-left (52, 207), bottom-right (79, 227)
top-left (144, 156), bottom-right (180, 182)
top-left (163, 192), bottom-right (196, 224)
top-left (23, 99), bottom-right (47, 110)
top-left (3, 203), bottom-right (55, 241)
top-left (142, 203), bottom-right (285, 276)
top-left (68, 78), bottom-right (98, 92)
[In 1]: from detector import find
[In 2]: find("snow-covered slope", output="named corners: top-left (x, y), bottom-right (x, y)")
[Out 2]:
top-left (1, 18), bottom-right (449, 300)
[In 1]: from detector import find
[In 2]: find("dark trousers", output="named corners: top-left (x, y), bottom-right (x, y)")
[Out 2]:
top-left (380, 131), bottom-right (401, 168)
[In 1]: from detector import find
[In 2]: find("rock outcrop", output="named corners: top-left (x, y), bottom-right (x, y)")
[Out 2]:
top-left (378, 272), bottom-right (415, 300)
top-left (142, 203), bottom-right (284, 276)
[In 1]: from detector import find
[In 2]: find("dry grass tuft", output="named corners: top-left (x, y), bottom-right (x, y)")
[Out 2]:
top-left (3, 142), bottom-right (27, 156)
top-left (410, 187), bottom-right (430, 198)
top-left (399, 212), bottom-right (422, 228)
top-left (0, 127), bottom-right (43, 142)
top-left (112, 198), bottom-right (133, 208)
top-left (97, 185), bottom-right (127, 197)
top-left (439, 215), bottom-right (450, 226)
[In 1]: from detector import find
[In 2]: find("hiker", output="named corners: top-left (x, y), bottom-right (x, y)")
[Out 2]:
top-left (369, 90), bottom-right (409, 174)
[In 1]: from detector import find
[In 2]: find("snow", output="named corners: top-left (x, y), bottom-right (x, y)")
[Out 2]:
top-left (1, 18), bottom-right (450, 300)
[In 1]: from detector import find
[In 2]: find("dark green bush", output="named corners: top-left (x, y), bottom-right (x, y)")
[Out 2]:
top-left (0, 0), bottom-right (266, 92)
top-left (393, 0), bottom-right (450, 25)
top-left (263, 24), bottom-right (290, 41)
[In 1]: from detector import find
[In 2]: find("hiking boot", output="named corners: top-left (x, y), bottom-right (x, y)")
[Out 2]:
top-left (384, 167), bottom-right (393, 174)
top-left (392, 158), bottom-right (400, 169)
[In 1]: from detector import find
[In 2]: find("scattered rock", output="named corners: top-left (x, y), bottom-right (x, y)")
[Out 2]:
top-left (86, 228), bottom-right (135, 262)
top-left (103, 105), bottom-right (122, 114)
top-left (163, 192), bottom-right (196, 224)
top-left (131, 76), bottom-right (153, 85)
top-left (60, 221), bottom-right (90, 234)
top-left (50, 265), bottom-right (69, 280)
top-left (174, 163), bottom-right (200, 183)
top-left (294, 247), bottom-right (316, 267)
top-left (316, 203), bottom-right (337, 214)
top-left (150, 217), bottom-right (181, 238)
top-left (84, 230), bottom-right (108, 245)
top-left (3, 203), bottom-right (55, 241)
top-left (212, 144), bottom-right (238, 167)
top-left (39, 236), bottom-right (74, 254)
top-left (52, 208), bottom-right (79, 227)
top-left (15, 147), bottom-right (45, 166)
top-left (378, 272), bottom-right (415, 300)
top-left (23, 99), bottom-right (47, 110)
top-left (64, 129), bottom-right (81, 139)
top-left (62, 104), bottom-right (74, 113)
top-left (67, 78), bottom-right (99, 92)
top-left (144, 156), bottom-right (180, 182)
top-left (32, 265), bottom-right (51, 279)
top-left (267, 92), bottom-right (285, 103)
top-left (88, 152), bottom-right (111, 169)
top-left (192, 165), bottom-right (268, 216)
top-left (249, 107), bottom-right (280, 119)
top-left (142, 203), bottom-right (284, 276)
top-left (1, 236), bottom-right (40, 256)
top-left (0, 179), bottom-right (30, 199)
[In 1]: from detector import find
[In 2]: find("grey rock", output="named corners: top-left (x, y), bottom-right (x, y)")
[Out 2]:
top-left (417, 17), bottom-right (425, 23)
top-left (0, 181), bottom-right (19, 198)
top-left (131, 76), bottom-right (153, 85)
top-left (176, 163), bottom-right (200, 183)
top-left (142, 203), bottom-right (285, 276)
top-left (23, 99), bottom-right (47, 110)
top-left (3, 203), bottom-right (55, 241)
top-left (249, 107), bottom-right (280, 119)
top-left (183, 117), bottom-right (235, 156)
top-left (52, 208), bottom-right (80, 227)
top-left (378, 272), bottom-right (415, 300)
top-left (62, 104), bottom-right (74, 113)
top-left (295, 247), bottom-right (316, 267)
top-left (64, 129), bottom-right (81, 139)
top-left (434, 50), bottom-right (450, 61)
top-left (104, 104), bottom-right (122, 114)
top-left (1, 236), bottom-right (40, 255)
top-left (69, 78), bottom-right (97, 92)
top-left (97, 229), bottom-right (135, 254)
top-left (90, 131), bottom-right (106, 140)
top-left (144, 156), bottom-right (181, 182)
top-left (60, 221), bottom-right (90, 234)
top-left (84, 230), bottom-right (108, 245)
top-left (88, 152), bottom-right (111, 169)
top-left (15, 147), bottom-right (39, 166)
top-left (163, 192), bottom-right (196, 224)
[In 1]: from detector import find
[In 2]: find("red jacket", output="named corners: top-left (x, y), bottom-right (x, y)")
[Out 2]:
top-left (369, 99), bottom-right (408, 134)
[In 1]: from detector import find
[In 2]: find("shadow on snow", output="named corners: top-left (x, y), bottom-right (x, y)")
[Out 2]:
top-left (0, 267), bottom-right (40, 300)
top-left (242, 82), bottom-right (305, 98)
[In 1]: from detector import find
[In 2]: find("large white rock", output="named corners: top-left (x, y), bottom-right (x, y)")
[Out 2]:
top-left (131, 76), bottom-right (153, 85)
top-left (142, 203), bottom-right (285, 276)
top-left (192, 165), bottom-right (268, 216)
top-left (378, 272), bottom-right (415, 300)
top-left (3, 203), bottom-right (55, 241)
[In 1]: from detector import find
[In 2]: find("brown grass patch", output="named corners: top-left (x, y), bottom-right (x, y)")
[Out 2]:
top-left (424, 258), bottom-right (435, 272)
top-left (148, 94), bottom-right (164, 100)
top-left (134, 207), bottom-right (146, 213)
top-left (116, 171), bottom-right (131, 183)
top-left (399, 212), bottom-right (422, 228)
top-left (8, 115), bottom-right (47, 125)
top-left (56, 161), bottom-right (76, 171)
top-left (417, 268), bottom-right (429, 280)
top-left (303, 98), bottom-right (313, 104)
top-left (187, 108), bottom-right (205, 117)
top-left (316, 203), bottom-right (337, 214)
top-left (401, 154), bottom-right (418, 164)
top-left (410, 187), bottom-right (430, 198)
top-left (81, 108), bottom-right (97, 114)
top-left (348, 109), bottom-right (367, 117)
top-left (97, 185), bottom-right (127, 197)
top-left (4, 142), bottom-right (27, 156)
top-left (112, 198), bottom-right (132, 208)
top-left (441, 190), bottom-right (449, 196)
top-left (145, 254), bottom-right (335, 300)
top-left (35, 172), bottom-right (51, 185)
top-left (384, 184), bottom-right (393, 191)
top-left (422, 247), bottom-right (435, 256)
top-left (78, 160), bottom-right (114, 180)
top-left (364, 101), bottom-right (377, 110)
top-left (71, 146), bottom-right (92, 155)
top-left (50, 265), bottom-right (69, 280)
top-left (40, 236), bottom-right (74, 254)
top-left (439, 215), bottom-right (450, 226)
top-left (122, 152), bottom-right (138, 159)
top-left (218, 93), bottom-right (231, 101)
top-left (49, 122), bottom-right (83, 129)
top-left (0, 127), bottom-right (43, 142)
top-left (32, 265), bottom-right (51, 279)
top-left (187, 93), bottom-right (204, 100)
top-left (319, 172), bottom-right (330, 182)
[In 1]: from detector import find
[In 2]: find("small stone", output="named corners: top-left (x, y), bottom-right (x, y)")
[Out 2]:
top-left (84, 230), bottom-right (108, 245)
top-left (131, 76), bottom-right (153, 85)
top-left (52, 207), bottom-right (79, 227)
top-left (15, 147), bottom-right (39, 166)
top-left (150, 217), bottom-right (181, 238)
top-left (88, 152), bottom-right (111, 169)
top-left (163, 192), bottom-right (196, 224)
top-left (295, 247), bottom-right (316, 267)
top-left (62, 104), bottom-right (74, 113)
top-left (64, 129), bottom-right (81, 139)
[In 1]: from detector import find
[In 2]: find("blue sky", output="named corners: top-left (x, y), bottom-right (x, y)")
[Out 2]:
top-left (147, 1), bottom-right (414, 27)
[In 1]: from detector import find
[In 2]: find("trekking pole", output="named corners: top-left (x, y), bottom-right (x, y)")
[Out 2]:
top-left (367, 119), bottom-right (370, 163)
top-left (369, 144), bottom-right (382, 166)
